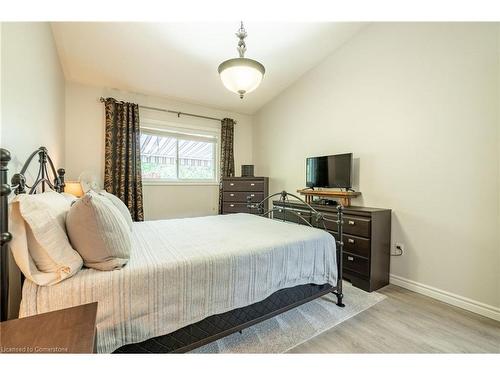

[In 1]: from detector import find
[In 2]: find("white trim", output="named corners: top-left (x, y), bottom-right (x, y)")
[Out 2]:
top-left (141, 126), bottom-right (217, 143)
top-left (143, 181), bottom-right (219, 186)
top-left (390, 274), bottom-right (500, 322)
top-left (140, 118), bottom-right (220, 137)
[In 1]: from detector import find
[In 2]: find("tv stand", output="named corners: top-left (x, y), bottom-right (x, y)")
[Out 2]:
top-left (297, 188), bottom-right (361, 207)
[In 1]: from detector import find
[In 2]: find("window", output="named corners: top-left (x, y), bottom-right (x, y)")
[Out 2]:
top-left (140, 126), bottom-right (218, 183)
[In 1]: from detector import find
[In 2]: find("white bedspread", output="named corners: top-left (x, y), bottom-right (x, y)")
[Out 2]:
top-left (19, 213), bottom-right (337, 353)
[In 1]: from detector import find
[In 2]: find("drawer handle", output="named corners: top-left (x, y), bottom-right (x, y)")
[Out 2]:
top-left (230, 183), bottom-right (234, 186)
top-left (230, 204), bottom-right (234, 207)
top-left (297, 212), bottom-right (302, 215)
top-left (348, 238), bottom-right (355, 244)
top-left (230, 193), bottom-right (234, 197)
top-left (347, 256), bottom-right (354, 261)
top-left (250, 194), bottom-right (255, 197)
top-left (250, 183), bottom-right (255, 186)
top-left (348, 220), bottom-right (355, 225)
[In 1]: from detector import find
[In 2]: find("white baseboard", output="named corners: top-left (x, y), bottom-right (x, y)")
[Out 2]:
top-left (389, 274), bottom-right (500, 322)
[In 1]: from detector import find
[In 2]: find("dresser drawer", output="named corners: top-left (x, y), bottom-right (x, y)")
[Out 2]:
top-left (314, 213), bottom-right (370, 237)
top-left (223, 180), bottom-right (264, 192)
top-left (313, 213), bottom-right (339, 232)
top-left (343, 215), bottom-right (371, 237)
top-left (223, 202), bottom-right (258, 214)
top-left (343, 234), bottom-right (370, 258)
top-left (223, 191), bottom-right (264, 203)
top-left (273, 208), bottom-right (311, 225)
top-left (343, 252), bottom-right (370, 276)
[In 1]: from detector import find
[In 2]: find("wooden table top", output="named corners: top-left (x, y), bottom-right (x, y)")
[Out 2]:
top-left (0, 302), bottom-right (98, 354)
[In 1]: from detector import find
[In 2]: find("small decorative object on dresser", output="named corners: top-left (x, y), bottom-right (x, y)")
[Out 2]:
top-left (222, 177), bottom-right (268, 214)
top-left (273, 200), bottom-right (391, 292)
top-left (241, 164), bottom-right (255, 177)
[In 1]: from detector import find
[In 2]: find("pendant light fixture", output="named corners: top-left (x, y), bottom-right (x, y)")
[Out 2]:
top-left (218, 22), bottom-right (265, 99)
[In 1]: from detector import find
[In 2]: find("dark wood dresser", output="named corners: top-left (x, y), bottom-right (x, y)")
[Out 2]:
top-left (222, 177), bottom-right (269, 214)
top-left (273, 200), bottom-right (391, 292)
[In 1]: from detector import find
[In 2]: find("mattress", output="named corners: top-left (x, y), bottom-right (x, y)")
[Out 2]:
top-left (19, 213), bottom-right (337, 353)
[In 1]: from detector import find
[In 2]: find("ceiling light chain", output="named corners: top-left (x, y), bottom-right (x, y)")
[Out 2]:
top-left (236, 21), bottom-right (247, 58)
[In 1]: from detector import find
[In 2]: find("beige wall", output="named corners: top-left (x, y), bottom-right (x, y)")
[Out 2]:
top-left (1, 22), bottom-right (65, 174)
top-left (1, 22), bottom-right (65, 318)
top-left (498, 24), bottom-right (500, 307)
top-left (64, 81), bottom-right (253, 220)
top-left (253, 23), bottom-right (500, 312)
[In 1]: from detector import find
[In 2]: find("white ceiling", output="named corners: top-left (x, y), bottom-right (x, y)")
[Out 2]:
top-left (52, 22), bottom-right (365, 114)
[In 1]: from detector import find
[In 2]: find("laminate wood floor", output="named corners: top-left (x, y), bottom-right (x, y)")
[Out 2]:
top-left (288, 285), bottom-right (500, 353)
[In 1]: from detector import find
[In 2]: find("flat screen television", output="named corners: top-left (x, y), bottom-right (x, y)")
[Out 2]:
top-left (306, 153), bottom-right (353, 189)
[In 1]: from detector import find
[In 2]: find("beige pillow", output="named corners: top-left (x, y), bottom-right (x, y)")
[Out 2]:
top-left (66, 191), bottom-right (131, 271)
top-left (9, 191), bottom-right (83, 286)
top-left (98, 191), bottom-right (133, 230)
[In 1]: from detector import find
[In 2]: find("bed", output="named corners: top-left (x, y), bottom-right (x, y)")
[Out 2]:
top-left (0, 147), bottom-right (345, 353)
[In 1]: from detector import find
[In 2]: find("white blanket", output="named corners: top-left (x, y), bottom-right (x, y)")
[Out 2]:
top-left (19, 213), bottom-right (337, 353)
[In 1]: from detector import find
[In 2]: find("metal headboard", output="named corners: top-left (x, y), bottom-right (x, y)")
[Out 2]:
top-left (0, 147), bottom-right (66, 321)
top-left (247, 191), bottom-right (345, 307)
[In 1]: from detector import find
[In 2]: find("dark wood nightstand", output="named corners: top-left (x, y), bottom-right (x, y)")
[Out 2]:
top-left (0, 302), bottom-right (98, 353)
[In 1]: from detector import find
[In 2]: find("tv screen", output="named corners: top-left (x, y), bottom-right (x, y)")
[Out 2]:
top-left (306, 153), bottom-right (352, 189)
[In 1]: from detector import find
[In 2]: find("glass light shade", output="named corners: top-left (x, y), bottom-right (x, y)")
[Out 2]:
top-left (218, 58), bottom-right (265, 98)
top-left (65, 181), bottom-right (84, 198)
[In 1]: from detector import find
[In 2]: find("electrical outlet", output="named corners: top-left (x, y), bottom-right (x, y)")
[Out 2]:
top-left (392, 243), bottom-right (404, 256)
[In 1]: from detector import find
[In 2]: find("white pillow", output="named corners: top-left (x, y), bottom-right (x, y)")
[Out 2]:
top-left (9, 191), bottom-right (83, 286)
top-left (66, 191), bottom-right (131, 271)
top-left (61, 192), bottom-right (78, 205)
top-left (98, 190), bottom-right (133, 230)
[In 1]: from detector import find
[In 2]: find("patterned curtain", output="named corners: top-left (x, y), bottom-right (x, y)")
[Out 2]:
top-left (103, 98), bottom-right (144, 221)
top-left (218, 118), bottom-right (235, 214)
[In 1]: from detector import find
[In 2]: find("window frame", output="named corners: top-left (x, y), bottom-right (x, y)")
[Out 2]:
top-left (140, 119), bottom-right (220, 186)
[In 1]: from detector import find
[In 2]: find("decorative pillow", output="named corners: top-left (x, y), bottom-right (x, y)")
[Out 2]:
top-left (66, 191), bottom-right (131, 271)
top-left (9, 191), bottom-right (83, 286)
top-left (98, 190), bottom-right (133, 230)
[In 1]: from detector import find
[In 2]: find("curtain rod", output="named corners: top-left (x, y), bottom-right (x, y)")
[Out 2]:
top-left (99, 97), bottom-right (230, 123)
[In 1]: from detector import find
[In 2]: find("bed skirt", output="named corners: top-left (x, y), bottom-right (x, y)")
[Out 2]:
top-left (114, 283), bottom-right (334, 353)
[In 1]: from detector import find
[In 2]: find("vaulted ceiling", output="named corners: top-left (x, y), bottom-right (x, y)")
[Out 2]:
top-left (51, 22), bottom-right (365, 114)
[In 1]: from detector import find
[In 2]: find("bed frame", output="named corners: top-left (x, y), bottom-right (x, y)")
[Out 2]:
top-left (0, 147), bottom-right (345, 353)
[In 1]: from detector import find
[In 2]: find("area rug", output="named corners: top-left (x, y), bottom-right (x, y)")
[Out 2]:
top-left (191, 283), bottom-right (386, 353)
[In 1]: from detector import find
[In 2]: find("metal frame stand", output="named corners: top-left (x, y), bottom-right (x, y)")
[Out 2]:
top-left (248, 190), bottom-right (345, 307)
top-left (0, 148), bottom-right (12, 321)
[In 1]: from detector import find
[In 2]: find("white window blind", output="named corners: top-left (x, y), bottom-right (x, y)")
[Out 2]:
top-left (140, 126), bottom-right (218, 183)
